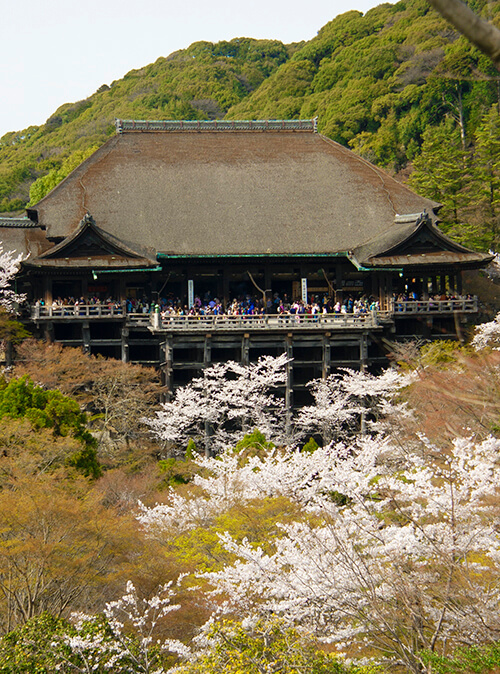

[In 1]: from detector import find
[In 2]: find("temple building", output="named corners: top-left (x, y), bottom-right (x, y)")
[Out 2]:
top-left (1, 119), bottom-right (492, 404)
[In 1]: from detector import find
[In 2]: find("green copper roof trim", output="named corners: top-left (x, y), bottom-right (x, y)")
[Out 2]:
top-left (156, 252), bottom-right (349, 260)
top-left (347, 253), bottom-right (403, 273)
top-left (92, 266), bottom-right (162, 275)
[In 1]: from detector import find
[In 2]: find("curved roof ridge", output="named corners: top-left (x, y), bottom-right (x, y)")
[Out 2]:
top-left (115, 118), bottom-right (318, 133)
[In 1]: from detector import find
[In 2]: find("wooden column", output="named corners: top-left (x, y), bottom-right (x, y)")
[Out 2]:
top-left (322, 333), bottom-right (331, 379)
top-left (360, 332), bottom-right (368, 372)
top-left (264, 264), bottom-right (272, 308)
top-left (360, 332), bottom-right (368, 435)
top-left (222, 268), bottom-right (230, 309)
top-left (285, 334), bottom-right (293, 441)
top-left (159, 336), bottom-right (173, 401)
top-left (82, 321), bottom-right (91, 354)
top-left (43, 276), bottom-right (51, 306)
top-left (241, 334), bottom-right (250, 366)
top-left (121, 326), bottom-right (129, 363)
top-left (422, 275), bottom-right (429, 300)
top-left (204, 334), bottom-right (212, 367)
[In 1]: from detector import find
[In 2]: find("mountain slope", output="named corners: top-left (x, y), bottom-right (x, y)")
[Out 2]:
top-left (1, 0), bottom-right (500, 250)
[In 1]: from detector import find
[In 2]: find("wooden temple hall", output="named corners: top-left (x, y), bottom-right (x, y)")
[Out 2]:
top-left (2, 118), bottom-right (492, 404)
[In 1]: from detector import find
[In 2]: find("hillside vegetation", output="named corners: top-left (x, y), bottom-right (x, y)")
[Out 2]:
top-left (1, 0), bottom-right (500, 249)
top-left (2, 328), bottom-right (500, 671)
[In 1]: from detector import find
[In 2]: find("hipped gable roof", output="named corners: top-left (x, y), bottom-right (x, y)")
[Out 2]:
top-left (28, 120), bottom-right (444, 258)
top-left (351, 213), bottom-right (493, 269)
top-left (24, 213), bottom-right (158, 269)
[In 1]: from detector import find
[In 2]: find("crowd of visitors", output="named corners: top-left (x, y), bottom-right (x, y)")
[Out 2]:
top-left (31, 290), bottom-right (476, 321)
top-left (32, 292), bottom-right (381, 317)
top-left (156, 292), bottom-right (379, 319)
top-left (392, 291), bottom-right (474, 311)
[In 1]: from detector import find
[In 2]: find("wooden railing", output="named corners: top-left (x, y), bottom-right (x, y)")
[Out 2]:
top-left (31, 303), bottom-right (126, 319)
top-left (29, 297), bottom-right (479, 329)
top-left (391, 298), bottom-right (478, 314)
top-left (151, 312), bottom-right (379, 331)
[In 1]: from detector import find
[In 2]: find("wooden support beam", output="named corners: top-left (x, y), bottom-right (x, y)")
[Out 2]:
top-left (285, 334), bottom-right (293, 440)
top-left (241, 334), bottom-right (250, 365)
top-left (322, 334), bottom-right (331, 379)
top-left (121, 326), bottom-right (129, 363)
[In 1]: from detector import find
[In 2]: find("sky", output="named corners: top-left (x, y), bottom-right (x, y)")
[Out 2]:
top-left (3, 0), bottom-right (383, 139)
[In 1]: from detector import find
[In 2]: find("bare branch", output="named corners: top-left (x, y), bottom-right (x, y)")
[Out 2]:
top-left (427, 0), bottom-right (500, 69)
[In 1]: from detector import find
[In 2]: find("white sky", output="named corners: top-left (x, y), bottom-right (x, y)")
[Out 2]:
top-left (3, 0), bottom-right (383, 139)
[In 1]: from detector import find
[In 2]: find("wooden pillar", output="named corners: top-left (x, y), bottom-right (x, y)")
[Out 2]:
top-left (44, 321), bottom-right (54, 343)
top-left (43, 276), bottom-right (51, 306)
top-left (336, 264), bottom-right (343, 301)
top-left (386, 273), bottom-right (394, 310)
top-left (121, 326), bottom-right (129, 363)
top-left (422, 275), bottom-right (429, 300)
top-left (82, 321), bottom-right (91, 354)
top-left (223, 268), bottom-right (230, 309)
top-left (322, 333), bottom-right (331, 379)
top-left (241, 334), bottom-right (250, 366)
top-left (360, 332), bottom-right (368, 372)
top-left (204, 334), bottom-right (212, 367)
top-left (264, 264), bottom-right (272, 308)
top-left (161, 336), bottom-right (173, 401)
top-left (285, 334), bottom-right (293, 441)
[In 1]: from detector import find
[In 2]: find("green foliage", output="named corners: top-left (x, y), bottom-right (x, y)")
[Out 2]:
top-left (185, 437), bottom-right (197, 460)
top-left (158, 456), bottom-right (193, 486)
top-left (0, 375), bottom-right (100, 477)
top-left (234, 429), bottom-right (274, 457)
top-left (417, 340), bottom-right (466, 368)
top-left (66, 443), bottom-right (102, 479)
top-left (0, 612), bottom-right (70, 673)
top-left (167, 496), bottom-right (305, 572)
top-left (0, 308), bottom-right (29, 343)
top-left (174, 617), bottom-right (370, 674)
top-left (28, 145), bottom-right (99, 205)
top-left (0, 375), bottom-right (84, 435)
top-left (421, 642), bottom-right (500, 674)
top-left (302, 436), bottom-right (319, 453)
top-left (1, 0), bottom-right (500, 249)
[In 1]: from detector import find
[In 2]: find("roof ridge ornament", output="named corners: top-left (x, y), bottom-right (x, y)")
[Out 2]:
top-left (114, 118), bottom-right (317, 134)
top-left (394, 211), bottom-right (430, 225)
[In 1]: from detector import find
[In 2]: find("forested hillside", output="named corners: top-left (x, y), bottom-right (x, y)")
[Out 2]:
top-left (1, 0), bottom-right (500, 250)
top-left (3, 328), bottom-right (500, 672)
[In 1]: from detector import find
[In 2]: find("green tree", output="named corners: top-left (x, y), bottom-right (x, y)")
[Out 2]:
top-left (472, 104), bottom-right (500, 249)
top-left (28, 145), bottom-right (99, 205)
top-left (173, 618), bottom-right (354, 674)
top-left (0, 375), bottom-right (100, 478)
top-left (408, 120), bottom-right (472, 241)
top-left (0, 612), bottom-right (70, 673)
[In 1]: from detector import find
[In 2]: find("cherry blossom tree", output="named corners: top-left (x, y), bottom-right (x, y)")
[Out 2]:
top-left (144, 354), bottom-right (290, 456)
top-left (296, 368), bottom-right (409, 444)
top-left (52, 581), bottom-right (189, 673)
top-left (471, 312), bottom-right (500, 350)
top-left (198, 434), bottom-right (500, 673)
top-left (0, 245), bottom-right (25, 313)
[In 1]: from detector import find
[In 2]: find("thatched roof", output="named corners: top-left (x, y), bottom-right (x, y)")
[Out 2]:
top-left (351, 213), bottom-right (492, 269)
top-left (24, 213), bottom-right (158, 270)
top-left (27, 121), bottom-right (444, 258)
